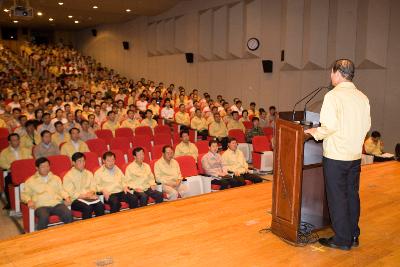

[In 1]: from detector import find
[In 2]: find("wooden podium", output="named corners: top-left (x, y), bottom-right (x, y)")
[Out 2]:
top-left (271, 118), bottom-right (330, 243)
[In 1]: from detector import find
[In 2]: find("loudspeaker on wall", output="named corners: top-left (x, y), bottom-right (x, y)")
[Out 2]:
top-left (123, 41), bottom-right (129, 50)
top-left (262, 60), bottom-right (273, 73)
top-left (185, 53), bottom-right (194, 63)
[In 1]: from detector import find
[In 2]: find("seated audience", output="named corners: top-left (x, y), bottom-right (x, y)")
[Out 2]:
top-left (20, 120), bottom-right (41, 150)
top-left (246, 117), bottom-right (265, 143)
top-left (33, 130), bottom-right (60, 158)
top-left (154, 145), bottom-right (187, 200)
top-left (37, 113), bottom-right (55, 134)
top-left (60, 127), bottom-right (89, 158)
top-left (102, 111), bottom-right (120, 136)
top-left (125, 147), bottom-right (164, 206)
top-left (52, 121), bottom-right (71, 147)
top-left (227, 111), bottom-right (246, 133)
top-left (141, 109), bottom-right (158, 129)
top-left (121, 110), bottom-right (141, 130)
top-left (222, 137), bottom-right (263, 184)
top-left (364, 131), bottom-right (384, 156)
top-left (20, 157), bottom-right (73, 230)
top-left (0, 133), bottom-right (32, 209)
top-left (94, 151), bottom-right (139, 213)
top-left (201, 140), bottom-right (242, 189)
top-left (190, 108), bottom-right (208, 140)
top-left (209, 113), bottom-right (228, 150)
top-left (79, 119), bottom-right (97, 141)
top-left (63, 152), bottom-right (105, 219)
top-left (174, 131), bottom-right (198, 160)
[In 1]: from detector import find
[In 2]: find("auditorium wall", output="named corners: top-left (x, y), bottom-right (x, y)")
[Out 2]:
top-left (75, 0), bottom-right (400, 152)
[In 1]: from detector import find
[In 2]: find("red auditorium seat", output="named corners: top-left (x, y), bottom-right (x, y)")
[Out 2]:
top-left (95, 129), bottom-right (114, 146)
top-left (195, 140), bottom-right (209, 154)
top-left (251, 136), bottom-right (272, 171)
top-left (86, 138), bottom-right (108, 158)
top-left (115, 127), bottom-right (134, 140)
top-left (83, 151), bottom-right (101, 173)
top-left (110, 137), bottom-right (131, 155)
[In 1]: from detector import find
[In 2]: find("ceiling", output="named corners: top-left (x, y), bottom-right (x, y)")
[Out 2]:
top-left (0, 0), bottom-right (183, 30)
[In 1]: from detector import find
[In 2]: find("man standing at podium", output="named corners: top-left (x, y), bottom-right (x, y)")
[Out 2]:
top-left (305, 59), bottom-right (371, 250)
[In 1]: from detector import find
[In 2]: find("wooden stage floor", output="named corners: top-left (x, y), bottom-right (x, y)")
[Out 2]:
top-left (0, 161), bottom-right (399, 267)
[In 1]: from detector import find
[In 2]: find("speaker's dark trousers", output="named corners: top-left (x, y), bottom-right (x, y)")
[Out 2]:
top-left (323, 157), bottom-right (361, 246)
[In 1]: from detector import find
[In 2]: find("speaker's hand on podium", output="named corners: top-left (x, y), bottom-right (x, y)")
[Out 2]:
top-left (304, 128), bottom-right (316, 140)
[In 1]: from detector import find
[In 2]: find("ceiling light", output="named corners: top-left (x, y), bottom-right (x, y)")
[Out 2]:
top-left (68, 15), bottom-right (73, 18)
top-left (58, 2), bottom-right (63, 5)
top-left (93, 6), bottom-right (98, 9)
top-left (37, 11), bottom-right (43, 16)
top-left (74, 20), bottom-right (79, 24)
top-left (10, 36), bottom-right (14, 39)
top-left (13, 20), bottom-right (18, 23)
top-left (126, 9), bottom-right (131, 12)
top-left (4, 9), bottom-right (9, 12)
top-left (49, 18), bottom-right (54, 21)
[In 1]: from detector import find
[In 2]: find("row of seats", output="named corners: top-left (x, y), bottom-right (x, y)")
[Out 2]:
top-left (11, 154), bottom-right (207, 233)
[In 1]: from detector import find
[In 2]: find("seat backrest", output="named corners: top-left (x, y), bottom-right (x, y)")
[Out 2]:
top-left (11, 159), bottom-right (36, 185)
top-left (0, 137), bottom-right (8, 152)
top-left (135, 126), bottom-right (153, 137)
top-left (109, 149), bottom-right (127, 168)
top-left (197, 153), bottom-right (206, 174)
top-left (154, 125), bottom-right (171, 136)
top-left (115, 127), bottom-right (134, 139)
top-left (252, 136), bottom-right (272, 152)
top-left (0, 127), bottom-right (9, 139)
top-left (47, 155), bottom-right (72, 178)
top-left (151, 144), bottom-right (164, 160)
top-left (228, 129), bottom-right (246, 143)
top-left (110, 137), bottom-right (131, 154)
top-left (83, 151), bottom-right (101, 173)
top-left (95, 129), bottom-right (114, 145)
top-left (149, 159), bottom-right (157, 174)
top-left (175, 155), bottom-right (198, 177)
top-left (195, 140), bottom-right (209, 154)
top-left (263, 127), bottom-right (274, 136)
top-left (132, 135), bottom-right (152, 152)
top-left (153, 133), bottom-right (172, 146)
top-left (243, 121), bottom-right (253, 130)
top-left (86, 138), bottom-right (108, 157)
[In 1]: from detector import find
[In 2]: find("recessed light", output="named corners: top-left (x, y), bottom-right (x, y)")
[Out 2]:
top-left (49, 18), bottom-right (54, 21)
top-left (126, 9), bottom-right (131, 12)
top-left (58, 2), bottom-right (63, 6)
top-left (13, 20), bottom-right (18, 23)
top-left (68, 15), bottom-right (73, 18)
top-left (74, 20), bottom-right (79, 24)
top-left (10, 36), bottom-right (14, 39)
top-left (37, 11), bottom-right (43, 16)
top-left (93, 6), bottom-right (98, 9)
top-left (4, 9), bottom-right (9, 12)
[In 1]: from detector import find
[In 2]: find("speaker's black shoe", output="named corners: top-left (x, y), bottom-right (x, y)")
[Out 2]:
top-left (352, 237), bottom-right (359, 247)
top-left (319, 237), bottom-right (351, 251)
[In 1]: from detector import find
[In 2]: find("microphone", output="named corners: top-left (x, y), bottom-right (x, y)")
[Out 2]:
top-left (301, 84), bottom-right (332, 126)
top-left (291, 86), bottom-right (325, 121)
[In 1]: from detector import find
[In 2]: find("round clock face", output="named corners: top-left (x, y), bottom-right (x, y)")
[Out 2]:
top-left (247, 38), bottom-right (260, 51)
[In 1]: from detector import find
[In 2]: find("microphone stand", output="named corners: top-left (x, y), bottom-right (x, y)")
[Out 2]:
top-left (301, 86), bottom-right (329, 126)
top-left (291, 87), bottom-right (324, 121)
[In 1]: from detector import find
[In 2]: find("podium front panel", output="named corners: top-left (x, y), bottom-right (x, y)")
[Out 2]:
top-left (271, 119), bottom-right (304, 242)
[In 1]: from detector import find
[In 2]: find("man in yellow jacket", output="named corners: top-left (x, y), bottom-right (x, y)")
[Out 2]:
top-left (20, 157), bottom-right (73, 230)
top-left (60, 127), bottom-right (89, 158)
top-left (0, 133), bottom-right (32, 209)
